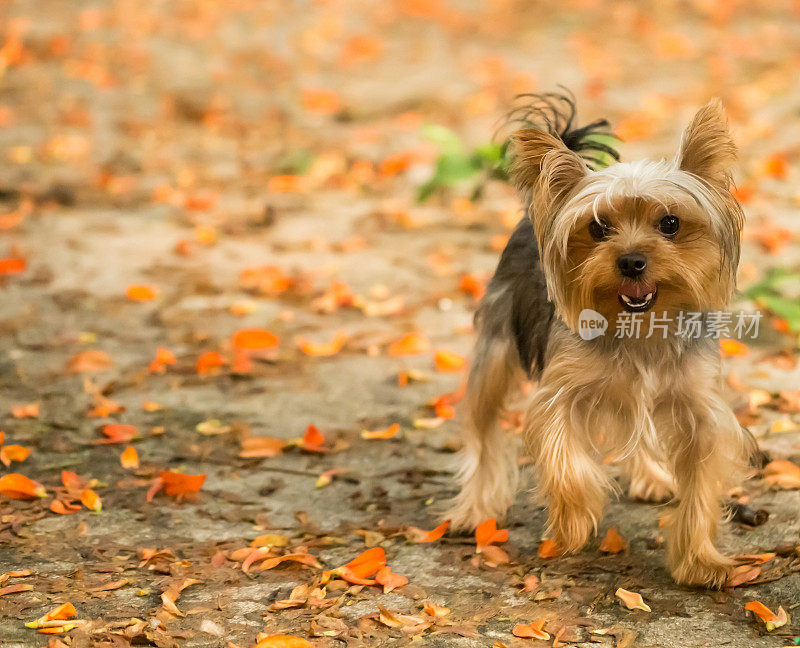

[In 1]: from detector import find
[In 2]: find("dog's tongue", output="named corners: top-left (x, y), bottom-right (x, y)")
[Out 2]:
top-left (618, 280), bottom-right (655, 299)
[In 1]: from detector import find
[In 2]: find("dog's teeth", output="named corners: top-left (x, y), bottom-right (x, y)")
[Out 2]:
top-left (644, 293), bottom-right (653, 300)
top-left (621, 295), bottom-right (632, 305)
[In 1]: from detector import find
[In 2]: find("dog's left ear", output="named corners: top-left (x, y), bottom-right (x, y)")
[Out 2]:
top-left (677, 99), bottom-right (736, 189)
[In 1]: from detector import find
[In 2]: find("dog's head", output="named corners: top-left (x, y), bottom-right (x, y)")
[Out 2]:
top-left (511, 100), bottom-right (744, 332)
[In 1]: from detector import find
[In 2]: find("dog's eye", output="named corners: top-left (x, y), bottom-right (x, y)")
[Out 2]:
top-left (589, 219), bottom-right (609, 242)
top-left (658, 214), bottom-right (680, 237)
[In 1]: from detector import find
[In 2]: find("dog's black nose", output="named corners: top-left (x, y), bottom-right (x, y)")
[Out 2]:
top-left (617, 252), bottom-right (647, 278)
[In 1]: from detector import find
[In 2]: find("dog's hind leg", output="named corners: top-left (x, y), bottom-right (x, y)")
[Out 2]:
top-left (446, 218), bottom-right (553, 530)
top-left (446, 318), bottom-right (524, 530)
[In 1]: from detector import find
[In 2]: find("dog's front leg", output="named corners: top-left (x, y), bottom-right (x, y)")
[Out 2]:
top-left (526, 387), bottom-right (610, 553)
top-left (663, 394), bottom-right (750, 588)
top-left (664, 434), bottom-right (733, 588)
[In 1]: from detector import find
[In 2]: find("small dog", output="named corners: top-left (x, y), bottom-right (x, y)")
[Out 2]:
top-left (448, 93), bottom-right (754, 587)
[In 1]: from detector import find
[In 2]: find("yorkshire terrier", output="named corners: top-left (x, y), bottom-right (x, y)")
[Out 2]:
top-left (448, 93), bottom-right (754, 587)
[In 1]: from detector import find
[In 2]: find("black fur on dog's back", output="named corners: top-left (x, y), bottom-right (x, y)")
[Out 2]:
top-left (480, 92), bottom-right (621, 376)
top-left (481, 218), bottom-right (553, 376)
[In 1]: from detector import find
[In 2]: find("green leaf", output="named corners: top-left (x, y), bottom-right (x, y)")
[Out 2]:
top-left (421, 125), bottom-right (464, 155)
top-left (432, 153), bottom-right (482, 185)
top-left (474, 142), bottom-right (504, 163)
top-left (756, 294), bottom-right (800, 331)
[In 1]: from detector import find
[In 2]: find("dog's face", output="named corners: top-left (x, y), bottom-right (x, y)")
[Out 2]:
top-left (513, 100), bottom-right (744, 331)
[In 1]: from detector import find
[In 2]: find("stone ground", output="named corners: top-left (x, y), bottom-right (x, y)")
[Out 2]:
top-left (0, 1), bottom-right (798, 646)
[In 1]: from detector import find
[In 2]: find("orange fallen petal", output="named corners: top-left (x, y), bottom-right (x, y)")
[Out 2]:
top-left (459, 274), bottom-right (486, 300)
top-left (376, 566), bottom-right (408, 593)
top-left (433, 349), bottom-right (467, 373)
top-left (423, 601), bottom-right (450, 617)
top-left (125, 284), bottom-right (157, 301)
top-left (267, 175), bottom-right (305, 194)
top-left (433, 399), bottom-right (455, 420)
top-left (720, 339), bottom-right (749, 357)
top-left (80, 489), bottom-right (102, 512)
top-left (412, 416), bottom-right (445, 429)
top-left (521, 573), bottom-right (540, 592)
top-left (315, 467), bottom-right (346, 488)
top-left (762, 153), bottom-right (789, 179)
top-left (333, 566), bottom-right (376, 585)
top-left (475, 518), bottom-right (508, 548)
top-left (615, 588), bottom-right (651, 611)
top-left (300, 424), bottom-right (324, 450)
top-left (196, 351), bottom-right (227, 375)
top-left (255, 636), bottom-right (312, 648)
top-left (239, 265), bottom-right (292, 294)
top-left (726, 564), bottom-right (761, 588)
top-left (26, 603), bottom-right (77, 629)
top-left (148, 347), bottom-right (176, 373)
top-left (301, 88), bottom-right (341, 115)
top-left (735, 553), bottom-right (776, 565)
top-left (745, 600), bottom-right (776, 623)
top-left (296, 331), bottom-right (347, 357)
top-left (388, 332), bottom-right (430, 356)
top-left (256, 553), bottom-right (323, 572)
top-left (61, 470), bottom-right (85, 491)
top-left (160, 471), bottom-right (206, 497)
top-left (49, 499), bottom-right (81, 515)
top-left (66, 349), bottom-right (114, 373)
top-left (0, 474), bottom-right (46, 499)
top-left (744, 601), bottom-right (789, 632)
top-left (0, 445), bottom-right (30, 467)
top-left (239, 436), bottom-right (285, 458)
top-left (334, 547), bottom-right (386, 581)
top-left (361, 423), bottom-right (399, 440)
top-left (231, 348), bottom-right (253, 373)
top-left (11, 403), bottom-right (38, 418)
top-left (0, 583), bottom-right (33, 596)
top-left (764, 460), bottom-right (800, 489)
top-left (407, 520), bottom-right (450, 543)
top-left (479, 544), bottom-right (510, 564)
top-left (0, 257), bottom-right (25, 275)
top-left (232, 328), bottom-right (280, 350)
top-left (537, 539), bottom-right (561, 559)
top-left (96, 424), bottom-right (137, 444)
top-left (512, 618), bottom-right (549, 640)
top-left (599, 527), bottom-right (626, 553)
top-left (88, 395), bottom-right (124, 418)
top-left (241, 547), bottom-right (272, 574)
top-left (120, 446), bottom-right (139, 469)
top-left (146, 477), bottom-right (163, 502)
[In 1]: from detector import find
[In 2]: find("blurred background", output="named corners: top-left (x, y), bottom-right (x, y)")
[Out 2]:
top-left (0, 1), bottom-right (799, 646)
top-left (1, 1), bottom-right (799, 326)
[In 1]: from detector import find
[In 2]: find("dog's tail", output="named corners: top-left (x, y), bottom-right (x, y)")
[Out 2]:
top-left (501, 90), bottom-right (621, 170)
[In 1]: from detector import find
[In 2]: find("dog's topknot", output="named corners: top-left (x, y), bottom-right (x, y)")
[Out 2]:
top-left (504, 90), bottom-right (621, 171)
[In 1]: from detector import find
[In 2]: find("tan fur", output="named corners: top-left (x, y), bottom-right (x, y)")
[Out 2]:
top-left (451, 100), bottom-right (753, 588)
top-left (677, 98), bottom-right (737, 190)
top-left (624, 449), bottom-right (675, 502)
top-left (447, 302), bottom-right (526, 530)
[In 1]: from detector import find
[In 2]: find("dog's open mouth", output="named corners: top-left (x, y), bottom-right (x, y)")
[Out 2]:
top-left (617, 281), bottom-right (657, 313)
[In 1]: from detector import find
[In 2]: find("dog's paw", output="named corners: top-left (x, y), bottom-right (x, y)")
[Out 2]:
top-left (444, 497), bottom-right (504, 532)
top-left (670, 551), bottom-right (734, 589)
top-left (627, 474), bottom-right (674, 502)
top-left (549, 508), bottom-right (596, 554)
top-left (626, 458), bottom-right (675, 502)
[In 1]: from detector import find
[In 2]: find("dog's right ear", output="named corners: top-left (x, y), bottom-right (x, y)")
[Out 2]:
top-left (510, 130), bottom-right (587, 233)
